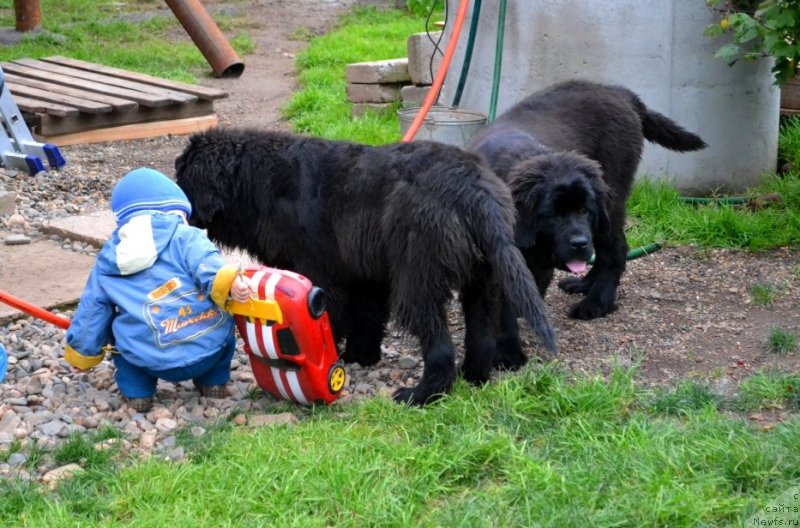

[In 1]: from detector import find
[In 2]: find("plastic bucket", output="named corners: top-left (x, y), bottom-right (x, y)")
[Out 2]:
top-left (398, 106), bottom-right (487, 148)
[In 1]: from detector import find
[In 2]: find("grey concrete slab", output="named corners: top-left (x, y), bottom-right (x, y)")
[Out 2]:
top-left (41, 211), bottom-right (115, 249)
top-left (0, 230), bottom-right (95, 322)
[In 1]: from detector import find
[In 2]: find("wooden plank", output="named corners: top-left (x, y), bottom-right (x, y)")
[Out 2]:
top-left (4, 72), bottom-right (138, 112)
top-left (42, 56), bottom-right (228, 101)
top-left (11, 94), bottom-right (80, 117)
top-left (36, 115), bottom-right (219, 146)
top-left (7, 81), bottom-right (111, 114)
top-left (12, 58), bottom-right (198, 104)
top-left (1, 62), bottom-right (172, 107)
top-left (34, 100), bottom-right (214, 136)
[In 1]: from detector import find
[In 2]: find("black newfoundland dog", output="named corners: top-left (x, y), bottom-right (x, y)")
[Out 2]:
top-left (469, 80), bottom-right (706, 327)
top-left (175, 128), bottom-right (557, 405)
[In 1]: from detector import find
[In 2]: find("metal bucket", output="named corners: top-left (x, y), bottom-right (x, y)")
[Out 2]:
top-left (398, 106), bottom-right (487, 148)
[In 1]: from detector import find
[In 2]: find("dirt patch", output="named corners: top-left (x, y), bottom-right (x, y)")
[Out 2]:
top-left (541, 246), bottom-right (800, 387)
top-left (7, 0), bottom-right (800, 394)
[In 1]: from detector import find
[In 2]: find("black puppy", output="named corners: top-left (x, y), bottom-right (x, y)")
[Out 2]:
top-left (469, 80), bottom-right (706, 326)
top-left (175, 128), bottom-right (557, 405)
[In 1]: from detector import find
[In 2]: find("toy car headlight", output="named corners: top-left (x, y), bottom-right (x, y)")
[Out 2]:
top-left (307, 287), bottom-right (327, 319)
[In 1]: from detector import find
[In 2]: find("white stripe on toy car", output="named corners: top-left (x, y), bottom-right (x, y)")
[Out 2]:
top-left (286, 371), bottom-right (308, 404)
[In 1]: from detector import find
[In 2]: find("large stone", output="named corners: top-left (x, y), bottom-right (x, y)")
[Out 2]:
top-left (346, 58), bottom-right (410, 84)
top-left (407, 31), bottom-right (442, 85)
top-left (346, 83), bottom-right (404, 103)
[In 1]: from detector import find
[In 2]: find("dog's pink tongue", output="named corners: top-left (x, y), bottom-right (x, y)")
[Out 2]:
top-left (566, 260), bottom-right (587, 274)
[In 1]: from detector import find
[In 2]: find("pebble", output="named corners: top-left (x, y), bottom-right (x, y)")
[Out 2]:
top-left (4, 234), bottom-right (31, 245)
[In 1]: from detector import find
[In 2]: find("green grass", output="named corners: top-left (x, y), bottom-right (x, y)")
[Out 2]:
top-left (779, 114), bottom-right (800, 169)
top-left (768, 326), bottom-right (798, 355)
top-left (734, 370), bottom-right (800, 411)
top-left (2, 367), bottom-right (800, 526)
top-left (625, 174), bottom-right (800, 249)
top-left (0, 0), bottom-right (254, 82)
top-left (750, 282), bottom-right (780, 307)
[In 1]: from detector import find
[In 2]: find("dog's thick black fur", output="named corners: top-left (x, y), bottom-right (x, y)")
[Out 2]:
top-left (175, 128), bottom-right (557, 405)
top-left (469, 80), bottom-right (706, 331)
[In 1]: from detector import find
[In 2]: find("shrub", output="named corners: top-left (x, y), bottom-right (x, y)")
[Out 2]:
top-left (705, 0), bottom-right (800, 85)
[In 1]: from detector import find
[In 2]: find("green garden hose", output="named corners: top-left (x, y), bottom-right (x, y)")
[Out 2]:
top-left (678, 196), bottom-right (750, 205)
top-left (487, 0), bottom-right (506, 122)
top-left (588, 242), bottom-right (662, 265)
top-left (452, 0), bottom-right (482, 108)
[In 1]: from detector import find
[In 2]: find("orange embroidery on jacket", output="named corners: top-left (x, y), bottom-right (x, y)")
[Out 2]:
top-left (160, 307), bottom-right (220, 335)
top-left (148, 278), bottom-right (180, 301)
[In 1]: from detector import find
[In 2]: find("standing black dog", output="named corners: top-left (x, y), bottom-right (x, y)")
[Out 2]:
top-left (469, 80), bottom-right (706, 325)
top-left (175, 128), bottom-right (557, 405)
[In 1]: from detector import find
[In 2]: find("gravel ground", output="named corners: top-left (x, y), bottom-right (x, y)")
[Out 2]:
top-left (2, 0), bottom-right (800, 483)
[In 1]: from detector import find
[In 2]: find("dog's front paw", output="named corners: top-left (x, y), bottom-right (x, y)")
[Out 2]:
top-left (393, 386), bottom-right (444, 406)
top-left (492, 348), bottom-right (528, 372)
top-left (558, 276), bottom-right (592, 295)
top-left (569, 298), bottom-right (617, 320)
top-left (459, 361), bottom-right (492, 386)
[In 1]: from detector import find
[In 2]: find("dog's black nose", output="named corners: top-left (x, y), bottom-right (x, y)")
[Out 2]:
top-left (570, 235), bottom-right (588, 250)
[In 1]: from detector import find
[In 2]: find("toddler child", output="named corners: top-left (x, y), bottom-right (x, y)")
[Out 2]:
top-left (65, 167), bottom-right (252, 412)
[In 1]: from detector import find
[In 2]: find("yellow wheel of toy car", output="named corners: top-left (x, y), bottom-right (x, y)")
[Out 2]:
top-left (328, 365), bottom-right (346, 394)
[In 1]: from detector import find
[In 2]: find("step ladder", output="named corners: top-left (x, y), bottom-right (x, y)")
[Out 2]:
top-left (0, 66), bottom-right (65, 175)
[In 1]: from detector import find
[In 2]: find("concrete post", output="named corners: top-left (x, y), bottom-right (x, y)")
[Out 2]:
top-left (441, 0), bottom-right (780, 194)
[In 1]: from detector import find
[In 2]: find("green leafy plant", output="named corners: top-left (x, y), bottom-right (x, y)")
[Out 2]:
top-left (705, 0), bottom-right (800, 86)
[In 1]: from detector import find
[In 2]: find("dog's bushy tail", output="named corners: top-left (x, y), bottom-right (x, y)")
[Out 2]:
top-left (466, 183), bottom-right (558, 358)
top-left (633, 97), bottom-right (707, 152)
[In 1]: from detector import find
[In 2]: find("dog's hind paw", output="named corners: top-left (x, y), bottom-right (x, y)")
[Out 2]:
top-left (568, 299), bottom-right (617, 320)
top-left (558, 276), bottom-right (592, 295)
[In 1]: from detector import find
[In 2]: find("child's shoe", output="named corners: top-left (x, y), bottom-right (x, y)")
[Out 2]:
top-left (127, 396), bottom-right (153, 412)
top-left (196, 384), bottom-right (228, 398)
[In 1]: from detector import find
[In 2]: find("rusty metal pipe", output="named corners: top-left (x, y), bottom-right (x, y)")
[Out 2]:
top-left (14, 0), bottom-right (41, 32)
top-left (165, 0), bottom-right (245, 78)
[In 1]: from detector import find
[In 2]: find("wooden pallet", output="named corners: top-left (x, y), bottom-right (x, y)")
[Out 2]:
top-left (1, 56), bottom-right (228, 144)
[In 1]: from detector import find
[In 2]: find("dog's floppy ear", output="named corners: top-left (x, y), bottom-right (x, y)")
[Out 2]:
top-left (576, 157), bottom-right (613, 233)
top-left (507, 156), bottom-right (552, 248)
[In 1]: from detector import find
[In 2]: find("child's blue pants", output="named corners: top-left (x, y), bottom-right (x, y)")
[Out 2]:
top-left (111, 334), bottom-right (236, 398)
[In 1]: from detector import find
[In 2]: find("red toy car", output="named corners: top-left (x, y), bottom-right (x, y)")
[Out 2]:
top-left (227, 266), bottom-right (345, 405)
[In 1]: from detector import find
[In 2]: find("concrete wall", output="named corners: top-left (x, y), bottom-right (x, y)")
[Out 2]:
top-left (440, 0), bottom-right (780, 194)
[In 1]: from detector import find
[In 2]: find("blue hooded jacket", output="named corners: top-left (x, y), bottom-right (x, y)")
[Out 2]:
top-left (65, 212), bottom-right (239, 371)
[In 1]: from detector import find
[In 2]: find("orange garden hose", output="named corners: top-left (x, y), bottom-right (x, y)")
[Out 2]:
top-left (402, 0), bottom-right (471, 142)
top-left (0, 290), bottom-right (71, 330)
